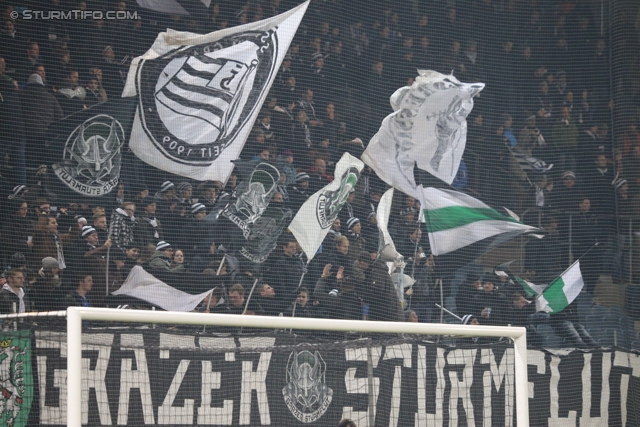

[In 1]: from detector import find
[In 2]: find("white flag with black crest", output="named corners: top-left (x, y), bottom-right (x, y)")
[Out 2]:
top-left (123, 1), bottom-right (309, 182)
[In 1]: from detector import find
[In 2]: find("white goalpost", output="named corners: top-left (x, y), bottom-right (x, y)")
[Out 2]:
top-left (66, 306), bottom-right (530, 427)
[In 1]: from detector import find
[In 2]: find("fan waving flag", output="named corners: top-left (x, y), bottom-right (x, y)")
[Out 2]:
top-left (361, 70), bottom-right (484, 195)
top-left (536, 261), bottom-right (584, 313)
top-left (122, 1), bottom-right (309, 182)
top-left (289, 153), bottom-right (364, 260)
top-left (420, 186), bottom-right (541, 256)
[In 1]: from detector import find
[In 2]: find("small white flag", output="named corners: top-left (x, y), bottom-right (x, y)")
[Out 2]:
top-left (361, 70), bottom-right (484, 195)
top-left (536, 261), bottom-right (584, 313)
top-left (289, 153), bottom-right (364, 260)
top-left (113, 266), bottom-right (213, 312)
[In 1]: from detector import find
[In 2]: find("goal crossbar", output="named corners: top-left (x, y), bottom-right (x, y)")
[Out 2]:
top-left (66, 306), bottom-right (529, 427)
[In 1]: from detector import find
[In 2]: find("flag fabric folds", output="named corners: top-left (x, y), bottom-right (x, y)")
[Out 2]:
top-left (122, 1), bottom-right (309, 182)
top-left (508, 147), bottom-right (553, 185)
top-left (420, 186), bottom-right (540, 256)
top-left (289, 153), bottom-right (364, 260)
top-left (361, 70), bottom-right (484, 194)
top-left (536, 261), bottom-right (584, 313)
top-left (514, 276), bottom-right (545, 298)
top-left (113, 266), bottom-right (220, 312)
top-left (376, 188), bottom-right (404, 273)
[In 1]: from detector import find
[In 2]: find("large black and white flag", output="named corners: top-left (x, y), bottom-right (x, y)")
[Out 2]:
top-left (289, 153), bottom-right (364, 260)
top-left (43, 98), bottom-right (137, 202)
top-left (361, 70), bottom-right (483, 196)
top-left (215, 160), bottom-right (292, 263)
top-left (122, 1), bottom-right (309, 182)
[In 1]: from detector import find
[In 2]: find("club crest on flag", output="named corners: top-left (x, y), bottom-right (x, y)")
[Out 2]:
top-left (52, 114), bottom-right (124, 197)
top-left (0, 333), bottom-right (33, 427)
top-left (316, 166), bottom-right (359, 228)
top-left (135, 30), bottom-right (277, 165)
top-left (282, 350), bottom-right (333, 423)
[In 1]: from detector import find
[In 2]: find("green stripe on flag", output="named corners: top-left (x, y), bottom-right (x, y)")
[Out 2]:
top-left (541, 276), bottom-right (570, 313)
top-left (515, 276), bottom-right (539, 297)
top-left (423, 206), bottom-right (520, 233)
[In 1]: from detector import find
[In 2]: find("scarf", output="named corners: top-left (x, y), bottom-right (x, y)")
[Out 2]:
top-left (51, 233), bottom-right (66, 269)
top-left (116, 208), bottom-right (135, 222)
top-left (143, 216), bottom-right (160, 238)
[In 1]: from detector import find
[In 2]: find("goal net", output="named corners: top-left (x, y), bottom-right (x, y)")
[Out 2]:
top-left (63, 307), bottom-right (528, 427)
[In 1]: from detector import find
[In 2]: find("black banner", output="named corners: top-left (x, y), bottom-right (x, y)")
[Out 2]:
top-left (24, 329), bottom-right (640, 426)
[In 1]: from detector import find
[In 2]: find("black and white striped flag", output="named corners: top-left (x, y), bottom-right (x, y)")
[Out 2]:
top-left (123, 2), bottom-right (309, 182)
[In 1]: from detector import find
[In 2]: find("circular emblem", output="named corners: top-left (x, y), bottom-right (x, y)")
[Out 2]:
top-left (53, 114), bottom-right (124, 196)
top-left (136, 30), bottom-right (278, 165)
top-left (282, 351), bottom-right (333, 423)
top-left (316, 167), bottom-right (360, 229)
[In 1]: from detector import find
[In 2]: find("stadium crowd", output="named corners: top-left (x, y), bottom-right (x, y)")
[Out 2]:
top-left (0, 0), bottom-right (639, 343)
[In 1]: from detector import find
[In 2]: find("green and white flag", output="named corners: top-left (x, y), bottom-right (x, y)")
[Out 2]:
top-left (515, 276), bottom-right (544, 297)
top-left (536, 261), bottom-right (584, 313)
top-left (420, 186), bottom-right (540, 256)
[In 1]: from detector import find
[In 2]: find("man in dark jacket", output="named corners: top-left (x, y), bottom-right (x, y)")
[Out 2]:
top-left (313, 266), bottom-right (362, 320)
top-left (472, 273), bottom-right (508, 326)
top-left (266, 236), bottom-right (306, 311)
top-left (353, 253), bottom-right (403, 322)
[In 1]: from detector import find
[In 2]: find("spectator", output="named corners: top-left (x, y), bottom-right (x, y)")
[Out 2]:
top-left (0, 198), bottom-right (32, 265)
top-left (0, 269), bottom-right (30, 315)
top-left (551, 106), bottom-right (579, 172)
top-left (196, 287), bottom-right (227, 314)
top-left (32, 215), bottom-right (82, 271)
top-left (472, 273), bottom-right (508, 326)
top-left (284, 287), bottom-right (316, 318)
top-left (456, 276), bottom-right (483, 319)
top-left (30, 257), bottom-right (62, 312)
top-left (352, 253), bottom-right (403, 322)
top-left (506, 293), bottom-right (548, 347)
top-left (255, 283), bottom-right (280, 315)
top-left (148, 241), bottom-right (183, 272)
top-left (64, 273), bottom-right (93, 309)
top-left (134, 197), bottom-right (163, 248)
top-left (289, 172), bottom-right (312, 211)
top-left (266, 235), bottom-right (306, 310)
top-left (404, 310), bottom-right (419, 322)
top-left (313, 265), bottom-right (362, 320)
top-left (92, 213), bottom-right (109, 245)
top-left (171, 249), bottom-right (186, 270)
top-left (109, 202), bottom-right (136, 252)
top-left (227, 283), bottom-right (263, 315)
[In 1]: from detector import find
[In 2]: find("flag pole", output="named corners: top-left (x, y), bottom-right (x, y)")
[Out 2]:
top-left (289, 301), bottom-right (298, 334)
top-left (243, 278), bottom-right (260, 315)
top-left (105, 223), bottom-right (114, 297)
top-left (216, 254), bottom-right (226, 275)
top-left (202, 288), bottom-right (216, 333)
top-left (410, 236), bottom-right (420, 278)
top-left (434, 303), bottom-right (462, 321)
